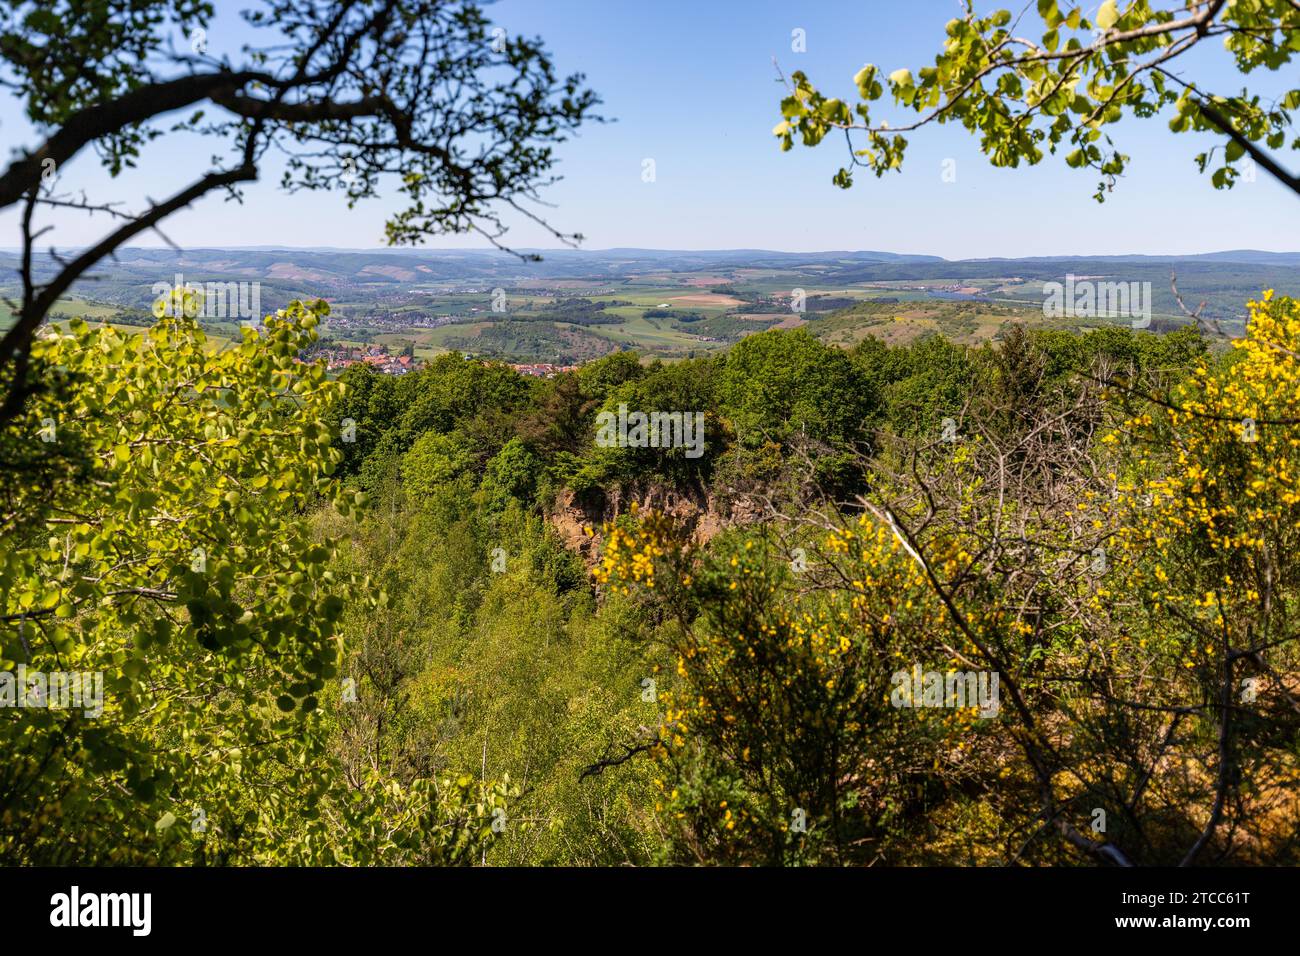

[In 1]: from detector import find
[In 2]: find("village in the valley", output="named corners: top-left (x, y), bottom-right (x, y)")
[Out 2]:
top-left (308, 343), bottom-right (576, 379)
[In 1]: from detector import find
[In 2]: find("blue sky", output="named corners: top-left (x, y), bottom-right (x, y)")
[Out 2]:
top-left (1, 0), bottom-right (1296, 258)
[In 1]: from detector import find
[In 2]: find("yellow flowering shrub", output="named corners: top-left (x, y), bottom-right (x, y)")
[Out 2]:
top-left (1088, 293), bottom-right (1300, 858)
top-left (594, 504), bottom-right (1005, 864)
top-left (587, 295), bottom-right (1300, 865)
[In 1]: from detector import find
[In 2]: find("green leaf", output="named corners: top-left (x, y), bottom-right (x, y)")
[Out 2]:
top-left (1095, 0), bottom-right (1119, 30)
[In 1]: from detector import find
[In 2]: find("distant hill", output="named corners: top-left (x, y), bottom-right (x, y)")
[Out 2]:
top-left (2, 247), bottom-right (1293, 358)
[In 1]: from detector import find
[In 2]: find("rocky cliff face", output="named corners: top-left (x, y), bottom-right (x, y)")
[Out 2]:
top-left (549, 483), bottom-right (760, 564)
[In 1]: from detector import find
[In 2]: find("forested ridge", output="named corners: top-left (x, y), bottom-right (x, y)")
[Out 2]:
top-left (8, 290), bottom-right (1299, 866)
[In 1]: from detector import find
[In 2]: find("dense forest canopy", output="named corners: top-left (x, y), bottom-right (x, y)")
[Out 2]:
top-left (8, 294), bottom-right (1300, 865)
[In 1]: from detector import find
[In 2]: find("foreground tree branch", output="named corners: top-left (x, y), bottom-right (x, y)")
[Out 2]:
top-left (774, 0), bottom-right (1299, 201)
top-left (0, 0), bottom-right (600, 431)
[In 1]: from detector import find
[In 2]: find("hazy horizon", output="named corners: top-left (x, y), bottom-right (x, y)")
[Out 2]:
top-left (8, 244), bottom-right (1300, 260)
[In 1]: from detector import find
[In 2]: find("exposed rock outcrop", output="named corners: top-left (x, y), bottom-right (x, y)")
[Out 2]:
top-left (548, 483), bottom-right (761, 565)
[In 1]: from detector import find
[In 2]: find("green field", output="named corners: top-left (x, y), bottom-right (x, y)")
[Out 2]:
top-left (7, 270), bottom-right (1228, 367)
top-left (1, 295), bottom-right (124, 328)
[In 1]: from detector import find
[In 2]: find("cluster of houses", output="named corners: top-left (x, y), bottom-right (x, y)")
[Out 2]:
top-left (297, 350), bottom-right (576, 378)
top-left (313, 345), bottom-right (417, 375)
top-left (510, 362), bottom-right (577, 379)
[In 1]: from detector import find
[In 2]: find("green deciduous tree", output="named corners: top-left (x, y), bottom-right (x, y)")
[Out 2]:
top-left (0, 303), bottom-right (360, 861)
top-left (0, 302), bottom-right (518, 863)
top-left (718, 328), bottom-right (876, 448)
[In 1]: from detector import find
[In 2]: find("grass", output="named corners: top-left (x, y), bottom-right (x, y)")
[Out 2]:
top-left (17, 282), bottom-right (1187, 367)
top-left (1, 295), bottom-right (124, 329)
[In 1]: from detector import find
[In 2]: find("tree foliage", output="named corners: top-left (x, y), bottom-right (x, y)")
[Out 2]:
top-left (775, 1), bottom-right (1300, 200)
top-left (0, 303), bottom-right (512, 863)
top-left (596, 295), bottom-right (1300, 865)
